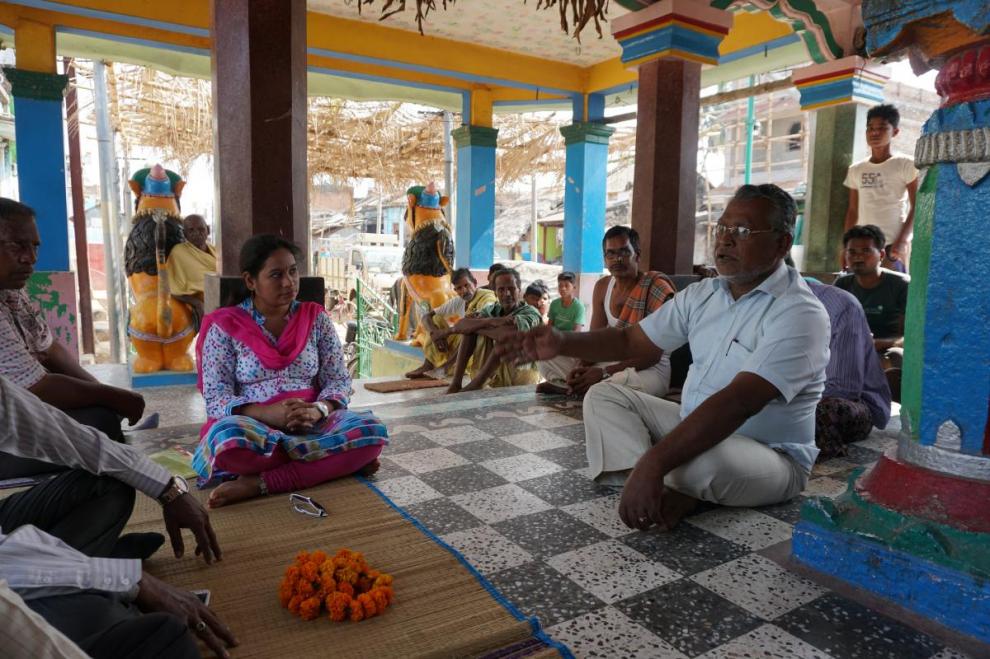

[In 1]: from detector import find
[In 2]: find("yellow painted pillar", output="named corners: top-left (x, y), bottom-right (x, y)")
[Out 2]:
top-left (14, 19), bottom-right (57, 73)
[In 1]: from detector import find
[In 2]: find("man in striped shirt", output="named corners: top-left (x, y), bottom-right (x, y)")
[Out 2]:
top-left (806, 280), bottom-right (891, 458)
top-left (0, 375), bottom-right (236, 658)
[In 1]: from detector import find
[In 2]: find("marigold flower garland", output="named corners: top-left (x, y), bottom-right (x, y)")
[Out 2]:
top-left (279, 549), bottom-right (395, 622)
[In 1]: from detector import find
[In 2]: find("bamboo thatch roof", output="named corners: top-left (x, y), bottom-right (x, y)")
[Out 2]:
top-left (73, 61), bottom-right (634, 193)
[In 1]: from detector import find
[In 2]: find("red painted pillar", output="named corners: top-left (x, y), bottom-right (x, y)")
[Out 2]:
top-left (611, 1), bottom-right (731, 276)
top-left (631, 59), bottom-right (701, 275)
top-left (211, 0), bottom-right (310, 275)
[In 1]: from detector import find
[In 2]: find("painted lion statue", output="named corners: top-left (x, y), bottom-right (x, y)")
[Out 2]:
top-left (395, 182), bottom-right (455, 344)
top-left (123, 165), bottom-right (196, 373)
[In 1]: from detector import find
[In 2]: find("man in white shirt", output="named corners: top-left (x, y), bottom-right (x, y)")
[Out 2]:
top-left (843, 104), bottom-right (919, 260)
top-left (501, 185), bottom-right (829, 531)
top-left (0, 376), bottom-right (236, 658)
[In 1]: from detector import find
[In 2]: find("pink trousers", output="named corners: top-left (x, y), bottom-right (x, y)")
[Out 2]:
top-left (213, 444), bottom-right (383, 494)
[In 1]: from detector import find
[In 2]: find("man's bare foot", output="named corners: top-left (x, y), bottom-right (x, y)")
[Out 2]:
top-left (460, 381), bottom-right (482, 392)
top-left (358, 459), bottom-right (380, 477)
top-left (654, 487), bottom-right (699, 531)
top-left (536, 382), bottom-right (569, 395)
top-left (445, 383), bottom-right (461, 395)
top-left (208, 475), bottom-right (263, 508)
top-left (405, 362), bottom-right (433, 379)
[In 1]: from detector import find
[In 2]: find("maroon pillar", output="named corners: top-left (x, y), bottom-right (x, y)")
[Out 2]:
top-left (64, 59), bottom-right (95, 355)
top-left (211, 0), bottom-right (309, 275)
top-left (631, 59), bottom-right (701, 275)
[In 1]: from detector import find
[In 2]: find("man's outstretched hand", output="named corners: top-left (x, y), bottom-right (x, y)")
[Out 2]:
top-left (496, 325), bottom-right (564, 364)
top-left (162, 493), bottom-right (223, 564)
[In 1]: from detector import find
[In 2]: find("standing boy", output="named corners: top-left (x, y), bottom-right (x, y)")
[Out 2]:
top-left (843, 104), bottom-right (919, 265)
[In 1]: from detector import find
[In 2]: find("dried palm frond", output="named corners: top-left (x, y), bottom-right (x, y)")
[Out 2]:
top-left (356, 0), bottom-right (610, 40)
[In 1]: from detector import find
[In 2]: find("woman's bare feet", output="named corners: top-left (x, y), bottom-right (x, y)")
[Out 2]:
top-left (358, 459), bottom-right (380, 477)
top-left (208, 475), bottom-right (263, 508)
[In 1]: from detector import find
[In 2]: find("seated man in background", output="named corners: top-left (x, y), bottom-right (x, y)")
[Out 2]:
top-left (446, 267), bottom-right (542, 393)
top-left (523, 280), bottom-right (550, 324)
top-left (481, 263), bottom-right (507, 290)
top-left (166, 213), bottom-right (218, 332)
top-left (0, 199), bottom-right (149, 479)
top-left (405, 268), bottom-right (495, 379)
top-left (501, 184), bottom-right (828, 530)
top-left (834, 224), bottom-right (908, 402)
top-left (807, 279), bottom-right (891, 458)
top-left (0, 374), bottom-right (234, 659)
top-left (538, 226), bottom-right (675, 397)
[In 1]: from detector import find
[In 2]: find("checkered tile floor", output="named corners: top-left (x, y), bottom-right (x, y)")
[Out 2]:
top-left (360, 386), bottom-right (971, 659)
top-left (131, 384), bottom-right (975, 659)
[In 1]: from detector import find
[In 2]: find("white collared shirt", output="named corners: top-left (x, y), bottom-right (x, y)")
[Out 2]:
top-left (640, 263), bottom-right (830, 472)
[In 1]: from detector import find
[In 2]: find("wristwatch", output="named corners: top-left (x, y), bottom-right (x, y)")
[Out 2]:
top-left (314, 401), bottom-right (331, 419)
top-left (157, 476), bottom-right (189, 506)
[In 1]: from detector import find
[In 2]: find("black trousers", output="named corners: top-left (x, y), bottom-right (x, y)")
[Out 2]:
top-left (0, 405), bottom-right (125, 480)
top-left (1, 470), bottom-right (200, 658)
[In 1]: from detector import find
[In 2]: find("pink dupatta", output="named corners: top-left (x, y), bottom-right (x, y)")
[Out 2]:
top-left (196, 301), bottom-right (324, 436)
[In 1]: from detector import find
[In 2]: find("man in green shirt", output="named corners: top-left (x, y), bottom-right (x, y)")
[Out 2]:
top-left (446, 268), bottom-right (543, 393)
top-left (547, 271), bottom-right (586, 331)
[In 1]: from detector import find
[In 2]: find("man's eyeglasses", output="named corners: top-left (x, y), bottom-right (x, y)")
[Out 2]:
top-left (714, 225), bottom-right (778, 241)
top-left (604, 247), bottom-right (634, 260)
top-left (290, 493), bottom-right (327, 518)
top-left (843, 247), bottom-right (880, 257)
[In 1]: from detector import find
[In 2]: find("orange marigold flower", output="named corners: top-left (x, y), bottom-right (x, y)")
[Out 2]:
top-left (349, 601), bottom-right (365, 622)
top-left (320, 575), bottom-right (337, 592)
top-left (381, 586), bottom-right (395, 604)
top-left (357, 592), bottom-right (377, 618)
top-left (278, 584), bottom-right (294, 608)
top-left (297, 580), bottom-right (315, 598)
top-left (301, 562), bottom-right (319, 582)
top-left (296, 550), bottom-right (311, 564)
top-left (285, 565), bottom-right (301, 581)
top-left (326, 592), bottom-right (349, 622)
top-left (311, 550), bottom-right (328, 564)
top-left (374, 574), bottom-right (393, 587)
top-left (366, 569), bottom-right (380, 581)
top-left (287, 594), bottom-right (303, 615)
top-left (335, 566), bottom-right (358, 585)
top-left (299, 596), bottom-right (322, 621)
top-left (337, 581), bottom-right (354, 598)
top-left (370, 587), bottom-right (389, 610)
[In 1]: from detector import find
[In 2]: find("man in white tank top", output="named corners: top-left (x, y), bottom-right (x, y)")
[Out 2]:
top-left (537, 227), bottom-right (673, 397)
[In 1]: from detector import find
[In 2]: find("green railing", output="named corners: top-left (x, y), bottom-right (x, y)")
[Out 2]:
top-left (354, 277), bottom-right (400, 378)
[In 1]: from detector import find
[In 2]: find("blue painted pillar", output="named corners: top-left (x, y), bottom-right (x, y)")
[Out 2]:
top-left (560, 122), bottom-right (614, 299)
top-left (452, 125), bottom-right (498, 269)
top-left (4, 68), bottom-right (70, 271)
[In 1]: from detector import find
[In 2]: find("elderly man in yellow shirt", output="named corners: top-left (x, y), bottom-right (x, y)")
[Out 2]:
top-left (166, 214), bottom-right (217, 331)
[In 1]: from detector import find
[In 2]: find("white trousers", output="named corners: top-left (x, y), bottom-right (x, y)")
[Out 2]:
top-left (538, 354), bottom-right (671, 398)
top-left (583, 382), bottom-right (806, 507)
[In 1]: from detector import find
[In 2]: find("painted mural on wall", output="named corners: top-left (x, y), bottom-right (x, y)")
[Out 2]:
top-left (26, 271), bottom-right (78, 359)
top-left (123, 165), bottom-right (196, 373)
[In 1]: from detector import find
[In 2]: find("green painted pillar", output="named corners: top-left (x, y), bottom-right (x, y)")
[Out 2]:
top-left (802, 103), bottom-right (869, 272)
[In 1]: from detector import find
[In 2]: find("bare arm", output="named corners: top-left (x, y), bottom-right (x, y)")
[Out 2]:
top-left (39, 341), bottom-right (97, 382)
top-left (450, 315), bottom-right (512, 335)
top-left (894, 178), bottom-right (919, 248)
top-left (559, 323), bottom-right (662, 365)
top-left (843, 188), bottom-right (859, 231)
top-left (588, 277), bottom-right (608, 331)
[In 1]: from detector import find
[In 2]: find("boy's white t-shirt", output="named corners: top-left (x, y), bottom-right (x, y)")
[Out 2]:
top-left (844, 154), bottom-right (918, 242)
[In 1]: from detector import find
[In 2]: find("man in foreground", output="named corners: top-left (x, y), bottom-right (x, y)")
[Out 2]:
top-left (446, 268), bottom-right (543, 393)
top-left (500, 185), bottom-right (829, 530)
top-left (405, 268), bottom-right (495, 379)
top-left (0, 374), bottom-right (235, 657)
top-left (0, 199), bottom-right (149, 478)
